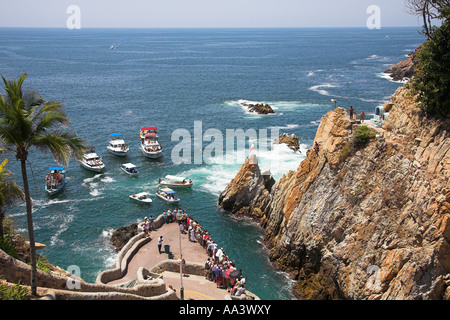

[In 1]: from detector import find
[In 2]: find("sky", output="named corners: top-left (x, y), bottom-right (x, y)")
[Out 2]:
top-left (0, 0), bottom-right (422, 28)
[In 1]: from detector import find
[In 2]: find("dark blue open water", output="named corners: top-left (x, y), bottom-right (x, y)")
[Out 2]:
top-left (0, 27), bottom-right (424, 300)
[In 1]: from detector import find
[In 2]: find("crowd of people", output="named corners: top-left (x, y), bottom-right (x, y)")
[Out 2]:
top-left (143, 207), bottom-right (249, 298)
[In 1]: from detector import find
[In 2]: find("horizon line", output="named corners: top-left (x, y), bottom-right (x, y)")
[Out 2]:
top-left (0, 25), bottom-right (421, 30)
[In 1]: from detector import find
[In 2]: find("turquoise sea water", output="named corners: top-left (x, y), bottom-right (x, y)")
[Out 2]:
top-left (0, 27), bottom-right (424, 300)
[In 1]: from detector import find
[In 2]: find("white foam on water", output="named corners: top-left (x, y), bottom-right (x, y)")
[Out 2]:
top-left (376, 72), bottom-right (409, 84)
top-left (266, 124), bottom-right (300, 130)
top-left (81, 173), bottom-right (116, 197)
top-left (180, 141), bottom-right (307, 197)
top-left (309, 84), bottom-right (338, 97)
top-left (49, 213), bottom-right (75, 246)
top-left (100, 176), bottom-right (116, 184)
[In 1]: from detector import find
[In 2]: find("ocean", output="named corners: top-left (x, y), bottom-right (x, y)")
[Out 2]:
top-left (0, 27), bottom-right (425, 300)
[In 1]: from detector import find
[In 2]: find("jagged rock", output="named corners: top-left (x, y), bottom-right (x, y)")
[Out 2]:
top-left (239, 100), bottom-right (275, 115)
top-left (110, 223), bottom-right (139, 252)
top-left (275, 134), bottom-right (300, 151)
top-left (218, 154), bottom-right (275, 219)
top-left (219, 87), bottom-right (450, 300)
top-left (384, 44), bottom-right (424, 82)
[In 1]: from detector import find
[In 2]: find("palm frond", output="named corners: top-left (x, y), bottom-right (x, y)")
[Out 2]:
top-left (31, 130), bottom-right (87, 165)
top-left (0, 159), bottom-right (25, 207)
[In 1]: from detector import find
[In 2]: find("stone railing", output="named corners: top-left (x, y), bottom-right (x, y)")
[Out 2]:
top-left (96, 214), bottom-right (165, 285)
top-left (0, 248), bottom-right (177, 300)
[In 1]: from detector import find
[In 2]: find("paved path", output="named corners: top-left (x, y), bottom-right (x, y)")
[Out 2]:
top-left (107, 222), bottom-right (230, 300)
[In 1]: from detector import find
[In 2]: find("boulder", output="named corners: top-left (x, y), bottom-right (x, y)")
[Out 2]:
top-left (239, 100), bottom-right (275, 115)
top-left (275, 133), bottom-right (300, 151)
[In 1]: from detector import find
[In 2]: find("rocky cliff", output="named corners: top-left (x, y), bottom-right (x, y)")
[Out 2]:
top-left (219, 86), bottom-right (450, 300)
top-left (384, 44), bottom-right (424, 82)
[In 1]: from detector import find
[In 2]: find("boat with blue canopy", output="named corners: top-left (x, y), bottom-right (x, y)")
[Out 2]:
top-left (45, 167), bottom-right (66, 196)
top-left (107, 133), bottom-right (129, 157)
top-left (155, 187), bottom-right (180, 203)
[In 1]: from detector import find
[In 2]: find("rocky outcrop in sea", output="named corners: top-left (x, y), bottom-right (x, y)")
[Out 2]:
top-left (239, 100), bottom-right (275, 115)
top-left (219, 86), bottom-right (450, 300)
top-left (275, 133), bottom-right (300, 152)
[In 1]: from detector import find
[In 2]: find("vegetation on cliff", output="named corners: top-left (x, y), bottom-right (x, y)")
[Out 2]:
top-left (406, 1), bottom-right (450, 118)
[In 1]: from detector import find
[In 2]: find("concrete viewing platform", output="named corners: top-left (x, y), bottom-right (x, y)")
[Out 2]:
top-left (102, 221), bottom-right (257, 300)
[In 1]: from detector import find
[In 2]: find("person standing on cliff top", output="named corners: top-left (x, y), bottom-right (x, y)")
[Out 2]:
top-left (157, 235), bottom-right (163, 254)
top-left (349, 106), bottom-right (354, 120)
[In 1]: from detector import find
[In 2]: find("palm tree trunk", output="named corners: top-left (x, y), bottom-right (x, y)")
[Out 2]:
top-left (20, 158), bottom-right (37, 296)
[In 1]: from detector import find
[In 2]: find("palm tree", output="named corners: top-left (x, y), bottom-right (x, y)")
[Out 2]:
top-left (0, 74), bottom-right (86, 296)
top-left (0, 158), bottom-right (25, 242)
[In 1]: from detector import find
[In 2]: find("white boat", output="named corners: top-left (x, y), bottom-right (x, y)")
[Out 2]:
top-left (159, 175), bottom-right (193, 188)
top-left (107, 133), bottom-right (129, 157)
top-left (80, 148), bottom-right (105, 172)
top-left (45, 167), bottom-right (66, 196)
top-left (140, 127), bottom-right (163, 159)
top-left (156, 187), bottom-right (180, 203)
top-left (129, 192), bottom-right (152, 204)
top-left (120, 163), bottom-right (138, 176)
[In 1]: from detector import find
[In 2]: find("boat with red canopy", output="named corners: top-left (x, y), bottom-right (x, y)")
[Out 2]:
top-left (140, 126), bottom-right (162, 159)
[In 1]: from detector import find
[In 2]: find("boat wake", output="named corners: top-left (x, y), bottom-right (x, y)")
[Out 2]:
top-left (82, 174), bottom-right (116, 197)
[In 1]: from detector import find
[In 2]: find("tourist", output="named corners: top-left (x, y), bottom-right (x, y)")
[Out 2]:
top-left (216, 247), bottom-right (224, 263)
top-left (179, 222), bottom-right (185, 234)
top-left (144, 217), bottom-right (150, 238)
top-left (204, 258), bottom-right (211, 279)
top-left (163, 210), bottom-right (168, 224)
top-left (210, 264), bottom-right (217, 281)
top-left (141, 222), bottom-right (148, 238)
top-left (157, 235), bottom-right (163, 254)
top-left (360, 111), bottom-right (366, 122)
top-left (182, 257), bottom-right (186, 276)
top-left (235, 285), bottom-right (246, 297)
top-left (215, 265), bottom-right (223, 288)
top-left (349, 106), bottom-right (354, 120)
top-left (189, 226), bottom-right (195, 242)
top-left (149, 215), bottom-right (155, 230)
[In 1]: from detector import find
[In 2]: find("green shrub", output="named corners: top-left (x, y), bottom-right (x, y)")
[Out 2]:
top-left (36, 256), bottom-right (52, 274)
top-left (0, 282), bottom-right (30, 300)
top-left (353, 125), bottom-right (376, 148)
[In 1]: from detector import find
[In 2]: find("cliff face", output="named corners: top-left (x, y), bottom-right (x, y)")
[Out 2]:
top-left (219, 86), bottom-right (450, 300)
top-left (384, 44), bottom-right (424, 82)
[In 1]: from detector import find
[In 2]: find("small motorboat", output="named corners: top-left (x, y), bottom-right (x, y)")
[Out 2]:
top-left (107, 133), bottom-right (129, 157)
top-left (156, 187), bottom-right (180, 203)
top-left (45, 167), bottom-right (66, 196)
top-left (80, 147), bottom-right (105, 173)
top-left (129, 192), bottom-right (152, 204)
top-left (120, 163), bottom-right (138, 176)
top-left (159, 175), bottom-right (193, 188)
top-left (140, 127), bottom-right (163, 159)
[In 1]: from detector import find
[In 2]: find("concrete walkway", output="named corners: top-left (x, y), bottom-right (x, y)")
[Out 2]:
top-left (107, 222), bottom-right (231, 300)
